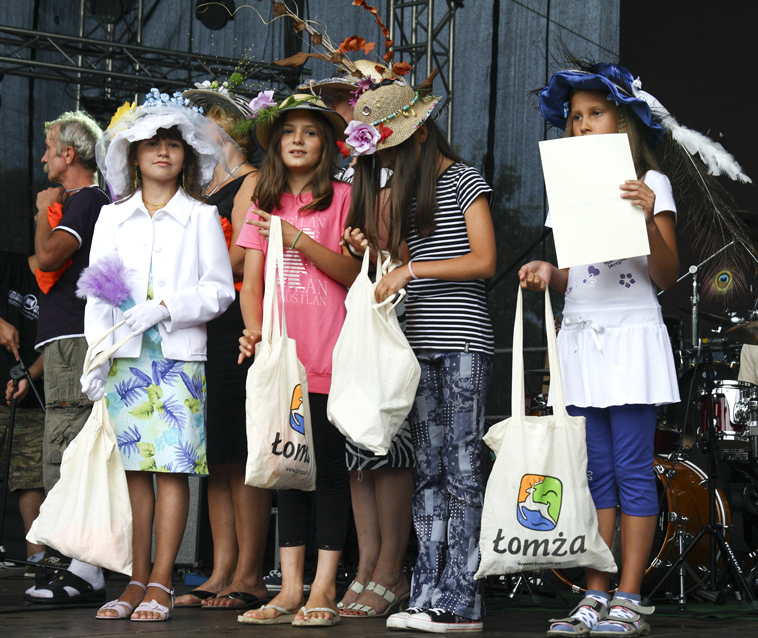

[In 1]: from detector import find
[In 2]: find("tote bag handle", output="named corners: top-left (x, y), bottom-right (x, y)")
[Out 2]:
top-left (83, 320), bottom-right (138, 377)
top-left (369, 250), bottom-right (406, 311)
top-left (260, 216), bottom-right (290, 345)
top-left (511, 287), bottom-right (567, 418)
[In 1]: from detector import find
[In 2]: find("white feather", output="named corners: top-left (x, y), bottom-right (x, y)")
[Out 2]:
top-left (637, 90), bottom-right (751, 184)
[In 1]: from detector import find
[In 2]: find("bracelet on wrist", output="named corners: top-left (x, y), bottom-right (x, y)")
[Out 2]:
top-left (407, 260), bottom-right (419, 280)
top-left (291, 229), bottom-right (304, 250)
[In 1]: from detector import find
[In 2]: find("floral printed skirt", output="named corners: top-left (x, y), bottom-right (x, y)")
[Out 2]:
top-left (104, 333), bottom-right (208, 475)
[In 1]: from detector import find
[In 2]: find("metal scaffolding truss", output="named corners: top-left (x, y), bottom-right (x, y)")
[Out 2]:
top-left (388, 0), bottom-right (463, 139)
top-left (0, 2), bottom-right (301, 119)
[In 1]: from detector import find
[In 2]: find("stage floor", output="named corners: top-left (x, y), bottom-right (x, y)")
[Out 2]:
top-left (2, 570), bottom-right (758, 638)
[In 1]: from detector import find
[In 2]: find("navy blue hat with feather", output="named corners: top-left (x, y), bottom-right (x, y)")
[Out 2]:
top-left (539, 62), bottom-right (665, 146)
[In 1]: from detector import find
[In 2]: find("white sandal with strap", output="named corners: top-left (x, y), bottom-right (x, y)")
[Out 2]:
top-left (341, 581), bottom-right (409, 618)
top-left (337, 580), bottom-right (364, 609)
top-left (130, 581), bottom-right (175, 622)
top-left (96, 581), bottom-right (147, 620)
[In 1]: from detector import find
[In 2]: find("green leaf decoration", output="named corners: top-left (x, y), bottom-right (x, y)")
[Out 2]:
top-left (184, 397), bottom-right (202, 414)
top-left (137, 441), bottom-right (156, 459)
top-left (147, 280), bottom-right (154, 300)
top-left (139, 457), bottom-right (157, 471)
top-left (130, 401), bottom-right (154, 420)
top-left (105, 396), bottom-right (110, 408)
top-left (147, 384), bottom-right (163, 405)
top-left (153, 401), bottom-right (165, 414)
top-left (155, 465), bottom-right (171, 473)
top-left (108, 360), bottom-right (118, 377)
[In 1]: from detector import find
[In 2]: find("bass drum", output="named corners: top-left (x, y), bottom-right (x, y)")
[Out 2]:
top-left (553, 455), bottom-right (730, 594)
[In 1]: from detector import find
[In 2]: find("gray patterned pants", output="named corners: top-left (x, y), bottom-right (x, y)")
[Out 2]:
top-left (408, 350), bottom-right (491, 621)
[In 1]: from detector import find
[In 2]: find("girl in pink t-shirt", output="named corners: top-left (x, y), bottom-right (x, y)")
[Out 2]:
top-left (235, 94), bottom-right (359, 627)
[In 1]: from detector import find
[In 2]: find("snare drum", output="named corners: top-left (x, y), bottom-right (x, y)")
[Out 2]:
top-left (699, 380), bottom-right (754, 452)
top-left (553, 455), bottom-right (730, 593)
top-left (655, 362), bottom-right (739, 454)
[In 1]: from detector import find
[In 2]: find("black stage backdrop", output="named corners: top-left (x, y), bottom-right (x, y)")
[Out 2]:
top-left (621, 0), bottom-right (758, 336)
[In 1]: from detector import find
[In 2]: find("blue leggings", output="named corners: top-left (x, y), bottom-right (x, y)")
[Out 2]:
top-left (567, 404), bottom-right (658, 517)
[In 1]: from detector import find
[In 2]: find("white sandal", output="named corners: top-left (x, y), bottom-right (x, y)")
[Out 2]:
top-left (96, 581), bottom-right (147, 620)
top-left (337, 580), bottom-right (364, 609)
top-left (130, 581), bottom-right (175, 622)
top-left (341, 581), bottom-right (409, 618)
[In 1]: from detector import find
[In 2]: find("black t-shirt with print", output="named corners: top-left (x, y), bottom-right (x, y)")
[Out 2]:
top-left (35, 186), bottom-right (110, 348)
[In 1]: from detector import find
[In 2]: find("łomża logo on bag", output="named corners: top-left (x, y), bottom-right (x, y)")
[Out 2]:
top-left (271, 384), bottom-right (310, 465)
top-left (492, 471), bottom-right (588, 559)
top-left (289, 384), bottom-right (305, 435)
top-left (517, 474), bottom-right (562, 531)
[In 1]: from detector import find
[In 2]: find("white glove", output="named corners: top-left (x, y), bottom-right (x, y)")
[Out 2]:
top-left (123, 299), bottom-right (170, 336)
top-left (80, 364), bottom-right (109, 401)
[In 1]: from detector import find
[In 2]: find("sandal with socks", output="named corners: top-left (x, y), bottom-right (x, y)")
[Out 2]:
top-left (548, 597), bottom-right (608, 636)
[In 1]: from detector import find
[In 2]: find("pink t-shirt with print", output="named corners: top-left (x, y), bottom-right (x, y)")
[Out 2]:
top-left (236, 181), bottom-right (351, 394)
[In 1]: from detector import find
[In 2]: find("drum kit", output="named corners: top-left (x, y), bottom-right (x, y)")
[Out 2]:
top-left (524, 279), bottom-right (758, 606)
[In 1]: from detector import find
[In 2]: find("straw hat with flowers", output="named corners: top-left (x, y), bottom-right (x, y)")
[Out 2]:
top-left (336, 73), bottom-right (441, 158)
top-left (235, 93), bottom-right (347, 151)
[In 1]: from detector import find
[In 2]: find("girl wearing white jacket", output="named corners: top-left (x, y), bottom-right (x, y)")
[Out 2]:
top-left (82, 92), bottom-right (234, 622)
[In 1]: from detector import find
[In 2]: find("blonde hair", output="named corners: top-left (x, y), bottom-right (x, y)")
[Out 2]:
top-left (564, 92), bottom-right (660, 178)
top-left (206, 103), bottom-right (252, 153)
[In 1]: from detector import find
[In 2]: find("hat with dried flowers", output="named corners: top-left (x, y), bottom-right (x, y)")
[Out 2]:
top-left (298, 59), bottom-right (399, 95)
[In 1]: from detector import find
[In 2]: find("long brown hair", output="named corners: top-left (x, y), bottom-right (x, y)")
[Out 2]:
top-left (124, 126), bottom-right (203, 201)
top-left (564, 92), bottom-right (660, 178)
top-left (347, 119), bottom-right (462, 261)
top-left (253, 111), bottom-right (340, 213)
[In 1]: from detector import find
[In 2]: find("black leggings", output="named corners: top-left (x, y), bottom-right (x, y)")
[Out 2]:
top-left (277, 393), bottom-right (349, 551)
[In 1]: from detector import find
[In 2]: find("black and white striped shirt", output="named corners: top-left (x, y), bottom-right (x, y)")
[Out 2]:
top-left (405, 162), bottom-right (494, 355)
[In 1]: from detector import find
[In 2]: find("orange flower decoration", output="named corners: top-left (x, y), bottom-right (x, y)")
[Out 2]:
top-left (339, 36), bottom-right (376, 55)
top-left (392, 61), bottom-right (412, 76)
top-left (353, 0), bottom-right (395, 63)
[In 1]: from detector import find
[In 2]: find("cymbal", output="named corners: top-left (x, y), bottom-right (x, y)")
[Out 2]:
top-left (525, 368), bottom-right (550, 376)
top-left (678, 308), bottom-right (734, 326)
top-left (725, 321), bottom-right (758, 346)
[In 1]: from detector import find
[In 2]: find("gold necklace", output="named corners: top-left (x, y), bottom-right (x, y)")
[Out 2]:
top-left (143, 200), bottom-right (169, 210)
top-left (143, 195), bottom-right (173, 209)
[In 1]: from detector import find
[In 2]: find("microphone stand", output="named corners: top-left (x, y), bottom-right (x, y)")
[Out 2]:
top-left (0, 357), bottom-right (46, 565)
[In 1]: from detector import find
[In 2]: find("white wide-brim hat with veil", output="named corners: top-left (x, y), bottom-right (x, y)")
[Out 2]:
top-left (96, 89), bottom-right (239, 198)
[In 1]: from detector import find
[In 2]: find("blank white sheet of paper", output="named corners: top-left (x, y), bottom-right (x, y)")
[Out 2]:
top-left (539, 133), bottom-right (650, 269)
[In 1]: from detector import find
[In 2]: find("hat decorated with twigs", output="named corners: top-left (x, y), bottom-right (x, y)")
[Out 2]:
top-left (341, 72), bottom-right (441, 157)
top-left (298, 59), bottom-right (400, 94)
top-left (183, 76), bottom-right (254, 121)
top-left (237, 92), bottom-right (348, 151)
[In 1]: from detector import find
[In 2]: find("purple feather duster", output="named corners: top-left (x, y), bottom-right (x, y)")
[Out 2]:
top-left (76, 253), bottom-right (134, 306)
top-left (76, 254), bottom-right (162, 344)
